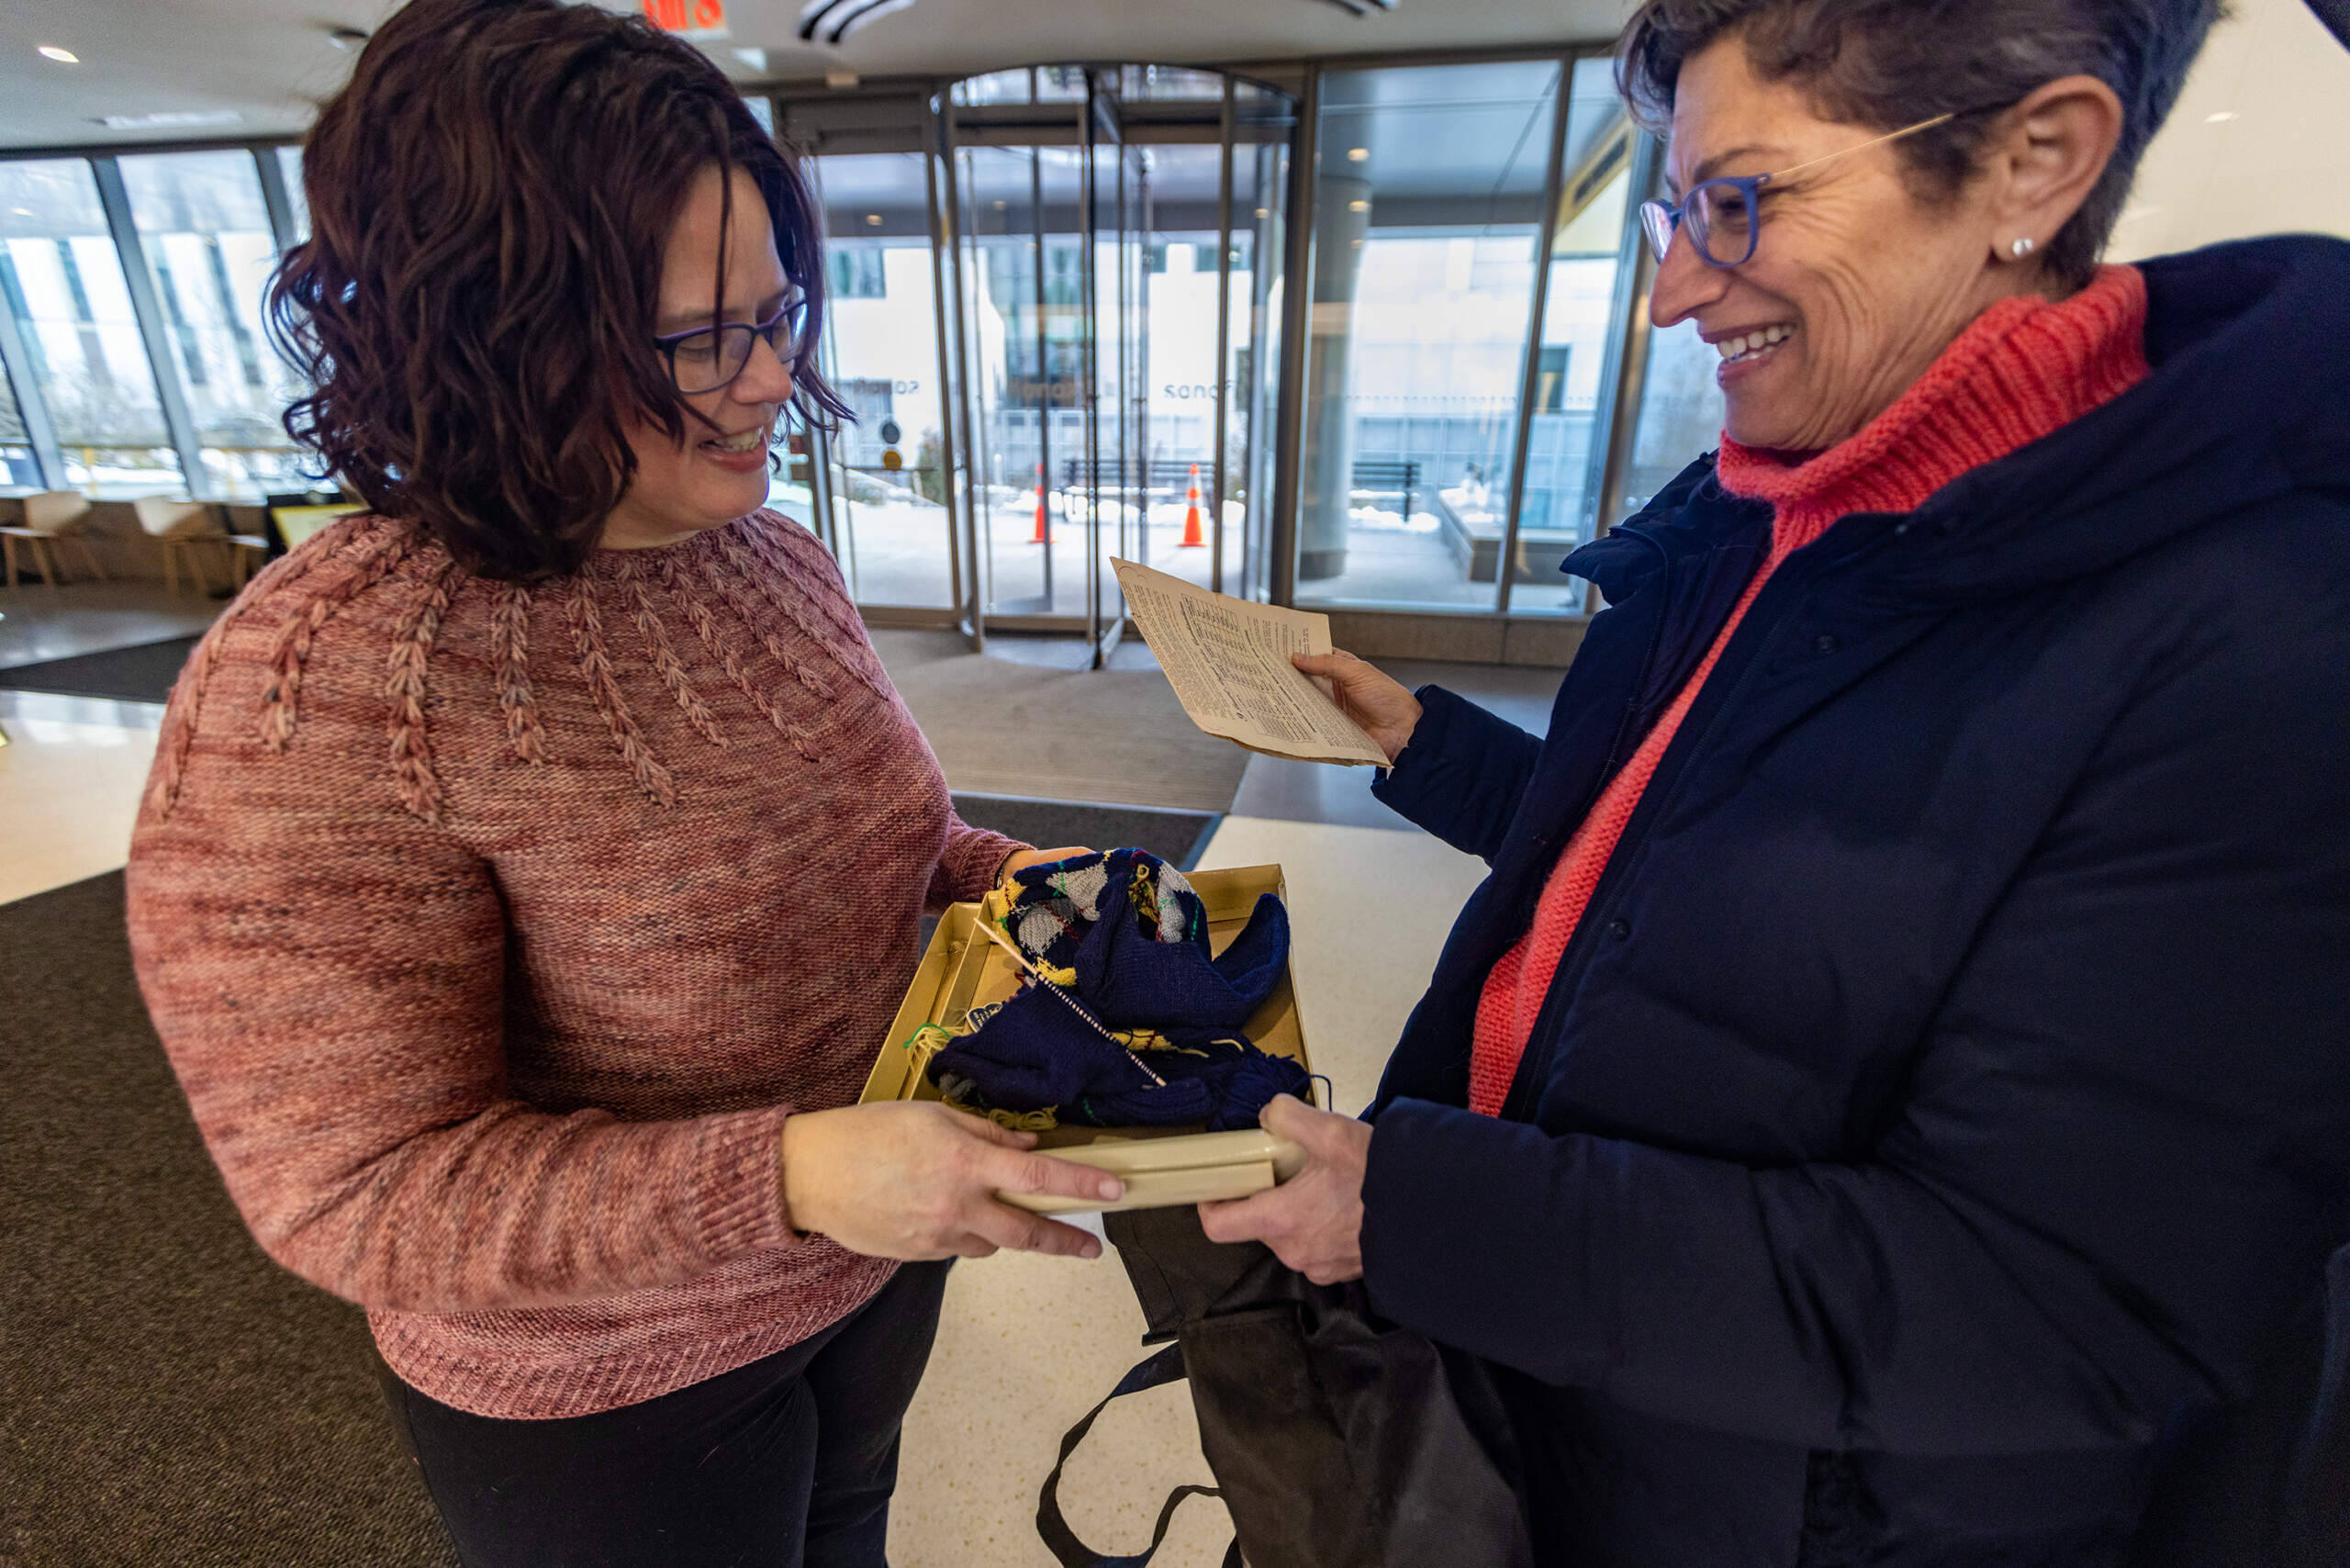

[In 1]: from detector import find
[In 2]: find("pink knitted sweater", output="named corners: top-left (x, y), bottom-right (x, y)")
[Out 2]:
top-left (126, 510), bottom-right (1024, 1419)
top-left (1467, 264), bottom-right (2152, 1115)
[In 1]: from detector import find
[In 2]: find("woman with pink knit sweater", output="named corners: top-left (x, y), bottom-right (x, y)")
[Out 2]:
top-left (123, 3), bottom-right (1119, 1562)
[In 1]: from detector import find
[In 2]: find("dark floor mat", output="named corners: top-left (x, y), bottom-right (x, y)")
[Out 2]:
top-left (946, 794), bottom-right (1219, 871)
top-left (0, 872), bottom-right (456, 1568)
top-left (0, 634), bottom-right (201, 703)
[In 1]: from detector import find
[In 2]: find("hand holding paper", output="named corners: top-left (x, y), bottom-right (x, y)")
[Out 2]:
top-left (1110, 558), bottom-right (1391, 767)
top-left (1290, 649), bottom-right (1423, 764)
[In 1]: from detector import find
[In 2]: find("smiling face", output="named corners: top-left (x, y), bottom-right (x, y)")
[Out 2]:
top-left (1651, 35), bottom-right (2025, 454)
top-left (602, 164), bottom-right (797, 550)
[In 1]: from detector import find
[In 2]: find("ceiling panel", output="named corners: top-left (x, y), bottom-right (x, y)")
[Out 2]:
top-left (0, 0), bottom-right (1622, 152)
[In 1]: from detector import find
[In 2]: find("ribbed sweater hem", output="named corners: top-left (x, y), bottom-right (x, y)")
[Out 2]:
top-left (371, 1256), bottom-right (897, 1419)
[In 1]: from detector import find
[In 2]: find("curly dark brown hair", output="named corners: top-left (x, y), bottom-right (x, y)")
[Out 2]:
top-left (1617, 0), bottom-right (2223, 291)
top-left (267, 0), bottom-right (848, 581)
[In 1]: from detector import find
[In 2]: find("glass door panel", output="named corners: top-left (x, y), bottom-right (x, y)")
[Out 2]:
top-left (954, 142), bottom-right (1034, 613)
top-left (1132, 142), bottom-right (1222, 591)
top-left (1231, 125), bottom-right (1289, 602)
top-left (957, 140), bottom-right (1091, 619)
top-left (808, 151), bottom-right (955, 608)
top-left (1292, 61), bottom-right (1561, 611)
top-left (1080, 86), bottom-right (1143, 660)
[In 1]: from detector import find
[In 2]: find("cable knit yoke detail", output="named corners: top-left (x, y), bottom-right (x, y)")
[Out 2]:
top-left (126, 509), bottom-right (1026, 1418)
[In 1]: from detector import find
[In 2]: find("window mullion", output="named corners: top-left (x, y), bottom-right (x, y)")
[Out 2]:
top-left (90, 155), bottom-right (209, 498)
top-left (0, 258), bottom-right (67, 488)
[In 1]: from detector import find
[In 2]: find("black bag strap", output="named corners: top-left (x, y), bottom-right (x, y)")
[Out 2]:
top-left (1036, 1344), bottom-right (1242, 1568)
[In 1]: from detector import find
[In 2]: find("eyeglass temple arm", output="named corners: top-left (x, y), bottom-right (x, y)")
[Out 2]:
top-left (1758, 110), bottom-right (1958, 185)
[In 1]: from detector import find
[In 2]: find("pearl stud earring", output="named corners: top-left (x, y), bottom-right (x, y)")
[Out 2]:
top-left (2009, 237), bottom-right (2036, 259)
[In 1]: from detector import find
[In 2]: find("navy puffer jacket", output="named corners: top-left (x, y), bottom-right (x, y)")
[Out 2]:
top-left (1360, 236), bottom-right (2350, 1566)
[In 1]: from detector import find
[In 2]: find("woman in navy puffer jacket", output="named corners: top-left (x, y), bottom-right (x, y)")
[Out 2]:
top-left (1203, 1), bottom-right (2350, 1562)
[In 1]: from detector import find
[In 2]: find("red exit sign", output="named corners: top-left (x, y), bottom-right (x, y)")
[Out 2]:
top-left (642, 0), bottom-right (728, 36)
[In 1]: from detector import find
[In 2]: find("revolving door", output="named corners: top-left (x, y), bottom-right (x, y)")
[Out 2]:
top-left (786, 67), bottom-right (1296, 667)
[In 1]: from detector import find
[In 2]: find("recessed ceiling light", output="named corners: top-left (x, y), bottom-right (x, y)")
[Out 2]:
top-left (867, 213), bottom-right (883, 226)
top-left (1347, 147), bottom-right (1369, 162)
top-left (10, 207), bottom-right (33, 217)
top-left (2205, 110), bottom-right (2238, 123)
top-left (39, 45), bottom-right (81, 64)
top-left (1348, 198), bottom-right (1370, 212)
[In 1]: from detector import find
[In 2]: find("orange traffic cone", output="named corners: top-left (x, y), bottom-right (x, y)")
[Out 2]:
top-left (1178, 464), bottom-right (1205, 548)
top-left (1028, 464), bottom-right (1051, 544)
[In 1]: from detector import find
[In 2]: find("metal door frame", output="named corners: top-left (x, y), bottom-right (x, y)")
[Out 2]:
top-left (777, 95), bottom-right (977, 633)
top-left (931, 67), bottom-right (1300, 657)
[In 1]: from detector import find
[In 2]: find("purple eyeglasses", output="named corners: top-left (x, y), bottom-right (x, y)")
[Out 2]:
top-left (1640, 111), bottom-right (1961, 269)
top-left (653, 296), bottom-right (809, 395)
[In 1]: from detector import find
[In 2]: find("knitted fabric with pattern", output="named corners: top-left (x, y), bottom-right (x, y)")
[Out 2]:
top-left (125, 509), bottom-right (1026, 1419)
top-left (1465, 264), bottom-right (2153, 1116)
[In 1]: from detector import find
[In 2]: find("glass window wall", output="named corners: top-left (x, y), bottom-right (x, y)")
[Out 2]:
top-left (276, 147), bottom-right (310, 242)
top-left (1, 364), bottom-right (38, 487)
top-left (1617, 319), bottom-right (1726, 522)
top-left (808, 150), bottom-right (955, 608)
top-left (0, 91), bottom-right (788, 509)
top-left (119, 151), bottom-right (308, 500)
top-left (0, 158), bottom-right (185, 497)
top-left (1292, 61), bottom-right (1560, 610)
top-left (1506, 58), bottom-right (1640, 614)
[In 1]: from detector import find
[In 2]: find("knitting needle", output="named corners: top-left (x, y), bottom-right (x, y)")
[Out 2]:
top-left (974, 911), bottom-right (1048, 980)
top-left (975, 913), bottom-right (1169, 1089)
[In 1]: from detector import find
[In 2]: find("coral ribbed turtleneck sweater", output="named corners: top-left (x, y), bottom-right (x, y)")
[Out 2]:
top-left (1466, 264), bottom-right (2153, 1116)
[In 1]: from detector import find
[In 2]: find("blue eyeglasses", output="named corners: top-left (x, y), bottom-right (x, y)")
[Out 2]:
top-left (653, 296), bottom-right (809, 395)
top-left (1639, 111), bottom-right (1958, 269)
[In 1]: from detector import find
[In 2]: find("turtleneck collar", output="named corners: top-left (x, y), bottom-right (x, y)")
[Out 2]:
top-left (1715, 263), bottom-right (2151, 537)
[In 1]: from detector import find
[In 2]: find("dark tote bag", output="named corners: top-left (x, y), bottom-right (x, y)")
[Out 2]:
top-left (1036, 1205), bottom-right (1535, 1568)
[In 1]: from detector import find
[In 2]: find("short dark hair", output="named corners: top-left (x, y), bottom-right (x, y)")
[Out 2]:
top-left (1617, 0), bottom-right (2223, 289)
top-left (268, 0), bottom-right (849, 582)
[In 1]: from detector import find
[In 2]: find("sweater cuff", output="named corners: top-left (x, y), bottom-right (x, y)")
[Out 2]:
top-left (689, 1105), bottom-right (799, 1260)
top-left (936, 823), bottom-right (1029, 907)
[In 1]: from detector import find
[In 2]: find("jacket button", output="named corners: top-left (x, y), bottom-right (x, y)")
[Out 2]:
top-left (1814, 633), bottom-right (1840, 655)
top-left (1606, 918), bottom-right (1629, 940)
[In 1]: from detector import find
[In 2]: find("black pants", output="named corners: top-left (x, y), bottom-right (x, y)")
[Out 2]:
top-left (383, 1260), bottom-right (952, 1568)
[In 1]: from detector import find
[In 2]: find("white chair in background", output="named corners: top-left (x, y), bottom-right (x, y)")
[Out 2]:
top-left (133, 496), bottom-right (229, 598)
top-left (1, 490), bottom-right (108, 592)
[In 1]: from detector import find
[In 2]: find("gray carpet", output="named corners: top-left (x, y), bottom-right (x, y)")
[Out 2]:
top-left (0, 798), bottom-right (1214, 1567)
top-left (0, 871), bottom-right (456, 1568)
top-left (871, 630), bottom-right (1251, 813)
top-left (0, 634), bottom-right (202, 703)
